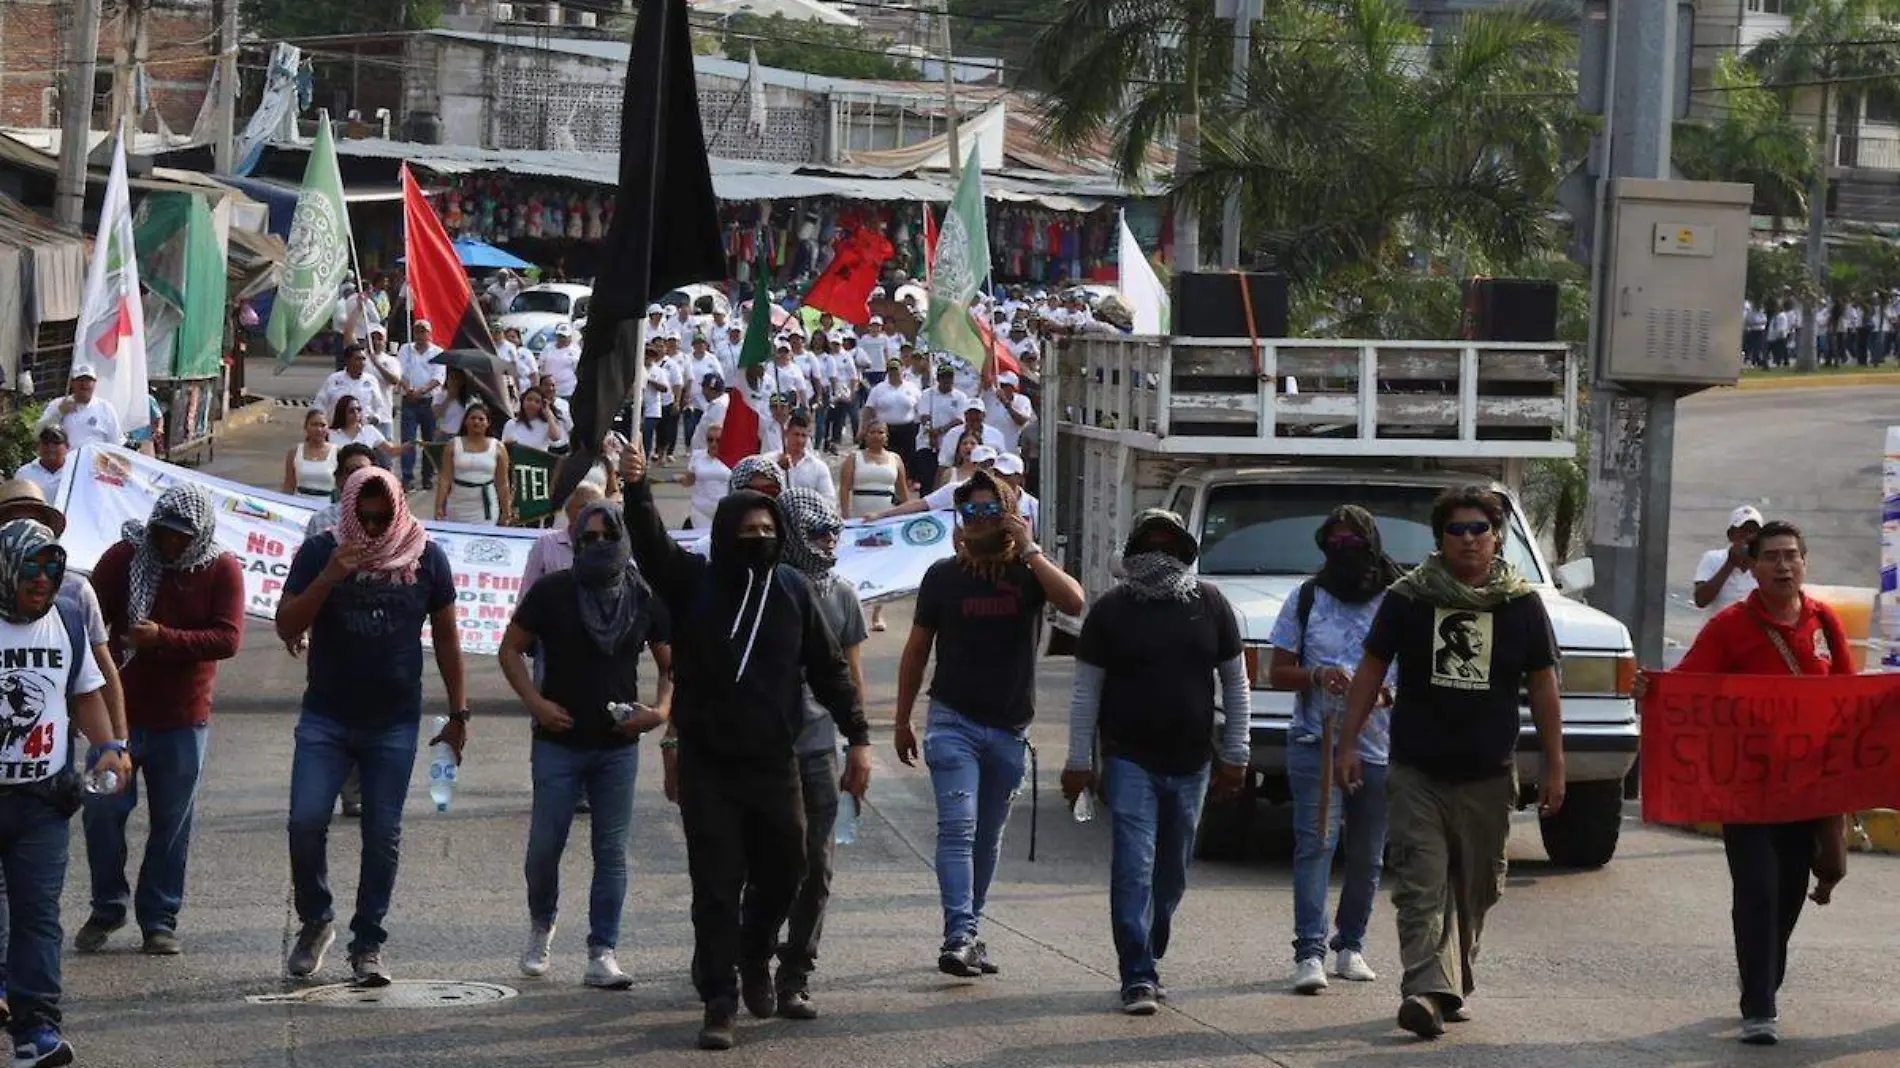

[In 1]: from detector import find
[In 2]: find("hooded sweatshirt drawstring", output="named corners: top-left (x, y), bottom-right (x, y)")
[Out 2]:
top-left (735, 576), bottom-right (772, 681)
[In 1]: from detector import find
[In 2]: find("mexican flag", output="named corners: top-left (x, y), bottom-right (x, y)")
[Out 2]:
top-left (268, 115), bottom-right (353, 368)
top-left (75, 133), bottom-right (150, 433)
top-left (923, 148), bottom-right (992, 373)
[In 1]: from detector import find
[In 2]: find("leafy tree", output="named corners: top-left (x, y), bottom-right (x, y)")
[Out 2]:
top-left (724, 14), bottom-right (921, 80)
top-left (1748, 242), bottom-right (1818, 307)
top-left (1745, 0), bottom-right (1900, 370)
top-left (1673, 55), bottom-right (1812, 230)
top-left (240, 0), bottom-right (442, 39)
top-left (952, 0), bottom-right (1066, 87)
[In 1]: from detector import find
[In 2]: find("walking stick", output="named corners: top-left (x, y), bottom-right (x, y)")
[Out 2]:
top-left (1316, 713), bottom-right (1335, 841)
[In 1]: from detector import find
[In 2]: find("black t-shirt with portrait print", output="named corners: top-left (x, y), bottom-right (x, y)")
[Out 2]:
top-left (914, 558), bottom-right (1046, 730)
top-left (1363, 589), bottom-right (1558, 782)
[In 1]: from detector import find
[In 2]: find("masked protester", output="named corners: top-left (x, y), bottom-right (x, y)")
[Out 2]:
top-left (1267, 505), bottom-right (1402, 996)
top-left (894, 470), bottom-right (1086, 978)
top-left (500, 500), bottom-right (673, 991)
top-left (744, 487), bottom-right (869, 1020)
top-left (617, 445), bottom-right (870, 1052)
top-left (1337, 486), bottom-right (1564, 1040)
top-left (1061, 509), bottom-right (1249, 1015)
top-left (76, 486), bottom-right (243, 959)
top-left (726, 454), bottom-right (784, 498)
top-left (274, 467), bottom-right (468, 988)
top-left (0, 518), bottom-right (126, 1068)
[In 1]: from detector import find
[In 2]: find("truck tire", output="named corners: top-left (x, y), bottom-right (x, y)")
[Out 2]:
top-left (1537, 780), bottom-right (1623, 869)
top-left (1194, 792), bottom-right (1253, 861)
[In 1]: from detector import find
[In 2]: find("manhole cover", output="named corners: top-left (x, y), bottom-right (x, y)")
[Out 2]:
top-left (247, 980), bottom-right (517, 1008)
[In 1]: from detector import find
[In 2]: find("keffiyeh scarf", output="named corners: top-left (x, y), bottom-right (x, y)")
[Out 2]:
top-left (123, 485), bottom-right (221, 625)
top-left (336, 467), bottom-right (429, 584)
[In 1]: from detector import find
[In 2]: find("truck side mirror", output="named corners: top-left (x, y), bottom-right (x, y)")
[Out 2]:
top-left (1554, 558), bottom-right (1595, 595)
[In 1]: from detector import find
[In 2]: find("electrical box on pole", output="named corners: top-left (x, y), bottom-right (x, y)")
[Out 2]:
top-left (1600, 179), bottom-right (1753, 388)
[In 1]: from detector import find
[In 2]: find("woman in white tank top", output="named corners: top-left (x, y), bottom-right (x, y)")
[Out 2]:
top-left (838, 418), bottom-right (911, 630)
top-left (434, 405), bottom-right (513, 524)
top-left (283, 409), bottom-right (338, 498)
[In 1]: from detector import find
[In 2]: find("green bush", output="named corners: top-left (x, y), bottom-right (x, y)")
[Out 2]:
top-left (0, 403), bottom-right (41, 477)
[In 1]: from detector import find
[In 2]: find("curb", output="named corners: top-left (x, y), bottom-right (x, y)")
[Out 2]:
top-left (1685, 810), bottom-right (1900, 854)
top-left (1735, 372), bottom-right (1900, 391)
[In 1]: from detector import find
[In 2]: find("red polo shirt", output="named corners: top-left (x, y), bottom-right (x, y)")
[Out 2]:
top-left (1677, 591), bottom-right (1855, 677)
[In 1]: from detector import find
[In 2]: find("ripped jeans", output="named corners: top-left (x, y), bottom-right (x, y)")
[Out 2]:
top-left (923, 702), bottom-right (1028, 946)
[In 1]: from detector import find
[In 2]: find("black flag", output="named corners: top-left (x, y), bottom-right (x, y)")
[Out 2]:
top-left (557, 0), bottom-right (726, 502)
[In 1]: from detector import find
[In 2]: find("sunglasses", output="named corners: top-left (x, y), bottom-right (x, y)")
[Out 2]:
top-left (1324, 533), bottom-right (1370, 550)
top-left (18, 559), bottom-right (63, 581)
top-left (578, 530), bottom-right (621, 545)
top-left (356, 510), bottom-right (394, 532)
top-left (958, 500), bottom-right (1005, 520)
top-left (1444, 521), bottom-right (1493, 538)
top-left (805, 520), bottom-right (844, 540)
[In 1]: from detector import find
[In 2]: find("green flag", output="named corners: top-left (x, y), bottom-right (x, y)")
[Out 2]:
top-left (267, 116), bottom-right (353, 368)
top-left (737, 253), bottom-right (775, 369)
top-left (924, 148), bottom-right (991, 370)
top-left (136, 192), bottom-right (226, 379)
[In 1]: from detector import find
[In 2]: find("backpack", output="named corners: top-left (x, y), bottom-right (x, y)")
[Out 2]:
top-left (1293, 578), bottom-right (1318, 660)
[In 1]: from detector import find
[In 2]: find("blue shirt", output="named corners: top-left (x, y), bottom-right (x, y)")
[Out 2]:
top-left (285, 533), bottom-right (456, 726)
top-left (1268, 586), bottom-right (1394, 764)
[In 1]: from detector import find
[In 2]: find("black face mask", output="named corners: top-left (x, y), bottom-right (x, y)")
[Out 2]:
top-left (573, 539), bottom-right (627, 587)
top-left (732, 536), bottom-right (779, 571)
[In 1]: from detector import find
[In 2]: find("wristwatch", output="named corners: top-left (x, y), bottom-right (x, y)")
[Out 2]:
top-left (447, 709), bottom-right (472, 725)
top-left (95, 740), bottom-right (127, 754)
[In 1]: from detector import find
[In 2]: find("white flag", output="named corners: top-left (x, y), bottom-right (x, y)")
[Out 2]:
top-left (1118, 210), bottom-right (1169, 335)
top-left (747, 47), bottom-right (768, 138)
top-left (76, 134), bottom-right (151, 433)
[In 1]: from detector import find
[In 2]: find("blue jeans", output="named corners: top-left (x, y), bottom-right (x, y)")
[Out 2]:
top-left (525, 739), bottom-right (638, 949)
top-left (1103, 755), bottom-right (1208, 991)
top-left (286, 711), bottom-right (420, 954)
top-left (1287, 739), bottom-right (1389, 961)
top-left (0, 791), bottom-right (71, 1037)
top-left (400, 398), bottom-right (437, 484)
top-left (82, 725), bottom-right (209, 934)
top-left (923, 703), bottom-right (1027, 945)
top-left (682, 408), bottom-right (704, 451)
top-left (641, 415), bottom-right (661, 458)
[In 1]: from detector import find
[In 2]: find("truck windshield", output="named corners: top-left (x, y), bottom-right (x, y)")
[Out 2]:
top-left (1197, 483), bottom-right (1545, 582)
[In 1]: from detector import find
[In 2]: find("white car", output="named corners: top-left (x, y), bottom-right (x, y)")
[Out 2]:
top-left (499, 283), bottom-right (593, 340)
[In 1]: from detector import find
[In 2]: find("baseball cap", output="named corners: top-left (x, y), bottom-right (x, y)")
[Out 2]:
top-left (963, 398), bottom-right (986, 414)
top-left (646, 303), bottom-right (664, 315)
top-left (868, 315), bottom-right (884, 325)
top-left (554, 322), bottom-right (573, 337)
top-left (152, 512), bottom-right (198, 536)
top-left (936, 364), bottom-right (956, 378)
top-left (69, 364), bottom-right (97, 381)
top-left (994, 452), bottom-right (1024, 476)
top-left (701, 373), bottom-right (725, 391)
top-left (971, 445), bottom-right (998, 465)
top-left (1729, 505), bottom-right (1765, 530)
top-left (886, 356), bottom-right (902, 368)
top-left (997, 372), bottom-right (1019, 386)
top-left (36, 427), bottom-right (66, 446)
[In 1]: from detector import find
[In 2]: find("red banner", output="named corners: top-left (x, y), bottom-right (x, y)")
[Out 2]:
top-left (1641, 672), bottom-right (1900, 825)
top-left (803, 225), bottom-right (895, 326)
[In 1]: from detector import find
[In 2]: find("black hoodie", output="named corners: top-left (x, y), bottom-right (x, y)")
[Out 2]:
top-left (623, 480), bottom-right (866, 763)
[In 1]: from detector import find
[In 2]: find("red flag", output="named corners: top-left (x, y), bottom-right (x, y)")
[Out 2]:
top-left (717, 386), bottom-right (761, 467)
top-left (401, 164), bottom-right (511, 414)
top-left (973, 312), bottom-right (1021, 388)
top-left (802, 226), bottom-right (895, 326)
top-left (922, 203), bottom-right (939, 282)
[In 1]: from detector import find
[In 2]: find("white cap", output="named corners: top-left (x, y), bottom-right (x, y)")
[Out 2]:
top-left (997, 372), bottom-right (1019, 386)
top-left (646, 304), bottom-right (664, 315)
top-left (554, 322), bottom-right (574, 337)
top-left (971, 445), bottom-right (999, 464)
top-left (412, 319), bottom-right (433, 332)
top-left (993, 452), bottom-right (1024, 476)
top-left (69, 364), bottom-right (97, 380)
top-left (369, 324), bottom-right (387, 336)
top-left (1729, 505), bottom-right (1765, 530)
top-left (868, 315), bottom-right (884, 325)
top-left (963, 398), bottom-right (986, 414)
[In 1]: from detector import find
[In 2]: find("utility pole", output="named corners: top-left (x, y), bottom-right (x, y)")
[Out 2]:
top-left (1218, 0), bottom-right (1260, 268)
top-left (113, 0), bottom-right (150, 132)
top-left (212, 0), bottom-right (239, 173)
top-left (55, 0), bottom-right (104, 228)
top-left (938, 0), bottom-right (960, 179)
top-left (1582, 0), bottom-right (1680, 666)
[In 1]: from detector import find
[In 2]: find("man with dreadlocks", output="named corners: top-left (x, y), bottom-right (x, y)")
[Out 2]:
top-left (1061, 508), bottom-right (1250, 1015)
top-left (0, 517), bottom-right (124, 1068)
top-left (75, 485), bottom-right (242, 958)
top-left (894, 469), bottom-right (1084, 979)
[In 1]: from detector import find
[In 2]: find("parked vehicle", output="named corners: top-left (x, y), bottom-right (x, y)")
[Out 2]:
top-left (499, 283), bottom-right (593, 340)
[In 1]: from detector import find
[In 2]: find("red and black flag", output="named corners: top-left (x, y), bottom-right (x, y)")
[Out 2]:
top-left (401, 164), bottom-right (512, 415)
top-left (802, 220), bottom-right (894, 326)
top-left (557, 0), bottom-right (725, 501)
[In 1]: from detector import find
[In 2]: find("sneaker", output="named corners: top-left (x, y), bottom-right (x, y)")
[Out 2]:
top-left (584, 947), bottom-right (633, 990)
top-left (349, 948), bottom-right (392, 988)
top-left (72, 916), bottom-right (122, 954)
top-left (739, 959), bottom-right (776, 1019)
top-left (697, 1001), bottom-right (737, 1051)
top-left (340, 799), bottom-right (363, 819)
top-left (938, 939), bottom-right (985, 979)
top-left (1334, 949), bottom-right (1376, 982)
top-left (285, 922), bottom-right (335, 979)
top-left (1398, 993), bottom-right (1446, 1039)
top-left (10, 1025), bottom-right (72, 1068)
top-left (1120, 984), bottom-right (1160, 1016)
top-left (973, 940), bottom-right (999, 975)
top-left (1443, 999), bottom-right (1472, 1023)
top-left (141, 929), bottom-right (182, 956)
top-left (1292, 957), bottom-right (1329, 995)
top-left (777, 988), bottom-right (818, 1020)
top-left (1740, 1017), bottom-right (1780, 1046)
top-left (519, 923), bottom-right (555, 979)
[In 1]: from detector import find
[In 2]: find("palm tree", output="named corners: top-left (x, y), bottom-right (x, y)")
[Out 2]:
top-left (1673, 55), bottom-right (1813, 230)
top-left (1028, 0), bottom-right (1224, 271)
top-left (1745, 0), bottom-right (1900, 371)
top-left (1181, 0), bottom-right (1587, 286)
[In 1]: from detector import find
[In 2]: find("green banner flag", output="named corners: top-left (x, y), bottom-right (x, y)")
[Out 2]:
top-left (924, 148), bottom-right (992, 371)
top-left (421, 441), bottom-right (564, 524)
top-left (736, 252), bottom-right (775, 370)
top-left (267, 116), bottom-right (353, 368)
top-left (136, 192), bottom-right (227, 380)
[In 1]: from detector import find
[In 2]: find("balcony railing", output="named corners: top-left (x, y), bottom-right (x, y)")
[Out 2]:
top-left (1835, 134), bottom-right (1900, 171)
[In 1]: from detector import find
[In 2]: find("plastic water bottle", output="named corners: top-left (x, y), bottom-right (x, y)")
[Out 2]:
top-left (428, 715), bottom-right (458, 812)
top-left (84, 768), bottom-right (119, 795)
top-left (834, 793), bottom-right (861, 846)
top-left (1072, 791), bottom-right (1095, 823)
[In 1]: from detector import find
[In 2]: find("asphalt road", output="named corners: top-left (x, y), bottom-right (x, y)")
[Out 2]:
top-left (44, 379), bottom-right (1900, 1066)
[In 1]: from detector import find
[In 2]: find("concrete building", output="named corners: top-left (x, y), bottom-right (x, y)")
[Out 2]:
top-left (1, 0), bottom-right (217, 134)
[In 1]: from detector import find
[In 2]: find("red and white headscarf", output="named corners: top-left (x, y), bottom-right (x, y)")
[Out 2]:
top-left (335, 467), bottom-right (428, 584)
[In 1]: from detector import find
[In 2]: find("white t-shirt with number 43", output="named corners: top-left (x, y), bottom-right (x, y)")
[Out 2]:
top-left (0, 610), bottom-right (104, 784)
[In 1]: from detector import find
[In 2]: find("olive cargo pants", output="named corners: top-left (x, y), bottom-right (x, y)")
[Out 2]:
top-left (1385, 761), bottom-right (1515, 1009)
